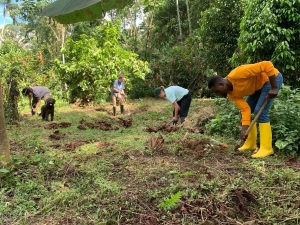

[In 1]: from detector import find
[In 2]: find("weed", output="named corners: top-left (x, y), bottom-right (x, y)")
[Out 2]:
top-left (158, 191), bottom-right (182, 211)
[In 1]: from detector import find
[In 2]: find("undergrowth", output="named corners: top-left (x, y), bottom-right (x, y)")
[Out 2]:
top-left (0, 97), bottom-right (299, 225)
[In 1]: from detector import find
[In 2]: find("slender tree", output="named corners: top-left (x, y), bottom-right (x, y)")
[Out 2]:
top-left (185, 0), bottom-right (191, 35)
top-left (0, 81), bottom-right (10, 165)
top-left (176, 0), bottom-right (182, 40)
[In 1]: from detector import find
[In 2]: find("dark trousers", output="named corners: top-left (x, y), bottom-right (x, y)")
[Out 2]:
top-left (173, 93), bottom-right (192, 117)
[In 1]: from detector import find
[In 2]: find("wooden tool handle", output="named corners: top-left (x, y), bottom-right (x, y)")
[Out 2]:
top-left (234, 99), bottom-right (269, 151)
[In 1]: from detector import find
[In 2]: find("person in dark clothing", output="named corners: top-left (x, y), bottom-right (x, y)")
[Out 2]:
top-left (22, 86), bottom-right (51, 115)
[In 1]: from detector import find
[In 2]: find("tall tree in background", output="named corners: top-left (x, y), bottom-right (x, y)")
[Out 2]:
top-left (176, 0), bottom-right (182, 41)
top-left (231, 0), bottom-right (300, 86)
top-left (197, 0), bottom-right (244, 75)
top-left (185, 0), bottom-right (191, 36)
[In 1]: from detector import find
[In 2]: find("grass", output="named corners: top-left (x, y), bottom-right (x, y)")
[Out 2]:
top-left (1, 97), bottom-right (300, 225)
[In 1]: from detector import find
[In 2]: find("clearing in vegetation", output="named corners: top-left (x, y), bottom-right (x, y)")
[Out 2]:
top-left (1, 98), bottom-right (300, 225)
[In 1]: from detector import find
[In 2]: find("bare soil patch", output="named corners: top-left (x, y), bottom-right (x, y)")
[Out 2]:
top-left (145, 124), bottom-right (179, 133)
top-left (44, 122), bottom-right (71, 129)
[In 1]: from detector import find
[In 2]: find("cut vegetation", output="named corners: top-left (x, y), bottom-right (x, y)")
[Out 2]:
top-left (1, 98), bottom-right (300, 225)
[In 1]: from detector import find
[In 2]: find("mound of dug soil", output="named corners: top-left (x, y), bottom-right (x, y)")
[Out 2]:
top-left (78, 119), bottom-right (119, 131)
top-left (146, 124), bottom-right (179, 133)
top-left (179, 138), bottom-right (227, 160)
top-left (44, 122), bottom-right (71, 129)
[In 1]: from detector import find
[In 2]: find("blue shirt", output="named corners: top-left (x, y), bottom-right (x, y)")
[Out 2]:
top-left (112, 79), bottom-right (125, 94)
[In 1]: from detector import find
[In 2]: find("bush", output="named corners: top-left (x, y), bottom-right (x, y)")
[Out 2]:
top-left (205, 98), bottom-right (240, 138)
top-left (270, 85), bottom-right (300, 155)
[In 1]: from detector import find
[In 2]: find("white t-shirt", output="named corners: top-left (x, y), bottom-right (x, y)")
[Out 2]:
top-left (165, 86), bottom-right (189, 103)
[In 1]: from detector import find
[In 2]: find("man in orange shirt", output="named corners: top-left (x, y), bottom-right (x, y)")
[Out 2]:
top-left (208, 61), bottom-right (283, 158)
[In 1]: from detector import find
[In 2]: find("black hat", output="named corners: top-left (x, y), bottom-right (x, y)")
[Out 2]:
top-left (154, 87), bottom-right (162, 98)
top-left (22, 88), bottom-right (31, 96)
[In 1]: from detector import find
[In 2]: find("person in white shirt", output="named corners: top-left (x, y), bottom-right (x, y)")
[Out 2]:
top-left (154, 86), bottom-right (192, 125)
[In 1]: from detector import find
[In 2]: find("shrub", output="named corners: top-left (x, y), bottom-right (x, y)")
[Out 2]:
top-left (270, 85), bottom-right (300, 155)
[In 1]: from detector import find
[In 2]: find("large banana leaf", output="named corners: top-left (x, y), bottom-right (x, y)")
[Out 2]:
top-left (41, 0), bottom-right (133, 24)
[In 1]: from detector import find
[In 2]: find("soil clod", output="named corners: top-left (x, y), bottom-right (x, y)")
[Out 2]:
top-left (146, 124), bottom-right (179, 133)
top-left (229, 188), bottom-right (259, 217)
top-left (49, 130), bottom-right (65, 140)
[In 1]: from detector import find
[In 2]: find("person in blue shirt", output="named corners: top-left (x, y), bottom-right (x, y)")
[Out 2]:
top-left (111, 74), bottom-right (126, 116)
top-left (154, 86), bottom-right (192, 125)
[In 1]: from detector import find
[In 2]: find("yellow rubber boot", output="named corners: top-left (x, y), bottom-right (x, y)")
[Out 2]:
top-left (238, 123), bottom-right (257, 151)
top-left (251, 122), bottom-right (274, 158)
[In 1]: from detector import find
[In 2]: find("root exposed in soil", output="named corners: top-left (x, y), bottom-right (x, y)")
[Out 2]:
top-left (229, 188), bottom-right (260, 217)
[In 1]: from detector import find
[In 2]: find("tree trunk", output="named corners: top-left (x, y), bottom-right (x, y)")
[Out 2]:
top-left (0, 82), bottom-right (10, 165)
top-left (185, 0), bottom-right (192, 36)
top-left (176, 0), bottom-right (182, 41)
top-left (145, 0), bottom-right (157, 61)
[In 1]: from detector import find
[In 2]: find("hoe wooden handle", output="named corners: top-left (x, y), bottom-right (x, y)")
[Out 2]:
top-left (234, 99), bottom-right (269, 151)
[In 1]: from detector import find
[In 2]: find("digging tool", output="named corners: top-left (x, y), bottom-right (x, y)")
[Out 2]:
top-left (233, 99), bottom-right (269, 151)
top-left (166, 119), bottom-right (174, 125)
top-left (123, 96), bottom-right (131, 115)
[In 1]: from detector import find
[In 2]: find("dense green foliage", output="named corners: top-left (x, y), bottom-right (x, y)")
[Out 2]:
top-left (231, 0), bottom-right (300, 86)
top-left (54, 21), bottom-right (150, 103)
top-left (197, 0), bottom-right (244, 75)
top-left (0, 41), bottom-right (45, 122)
top-left (270, 85), bottom-right (300, 155)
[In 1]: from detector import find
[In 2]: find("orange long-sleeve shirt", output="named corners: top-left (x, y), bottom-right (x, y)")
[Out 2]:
top-left (226, 61), bottom-right (279, 126)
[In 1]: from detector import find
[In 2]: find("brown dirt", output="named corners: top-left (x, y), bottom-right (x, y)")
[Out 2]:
top-left (117, 118), bottom-right (133, 127)
top-left (145, 124), bottom-right (179, 133)
top-left (64, 140), bottom-right (91, 151)
top-left (44, 122), bottom-right (72, 129)
top-left (97, 141), bottom-right (115, 149)
top-left (178, 138), bottom-right (227, 160)
top-left (186, 127), bottom-right (206, 134)
top-left (285, 155), bottom-right (300, 169)
top-left (49, 130), bottom-right (65, 140)
top-left (78, 119), bottom-right (119, 131)
top-left (229, 188), bottom-right (260, 217)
